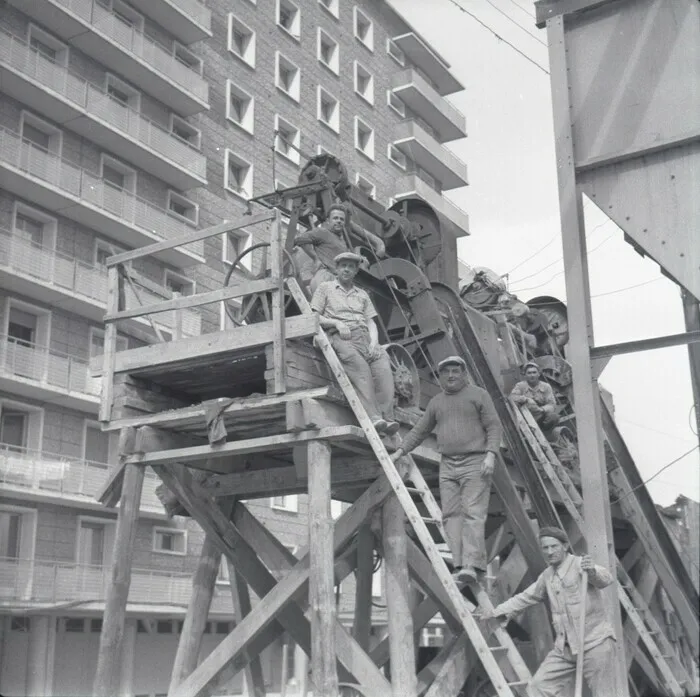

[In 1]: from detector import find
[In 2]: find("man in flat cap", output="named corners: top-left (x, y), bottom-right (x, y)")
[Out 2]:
top-left (480, 526), bottom-right (617, 697)
top-left (391, 355), bottom-right (502, 583)
top-left (311, 252), bottom-right (399, 434)
top-left (510, 361), bottom-right (559, 430)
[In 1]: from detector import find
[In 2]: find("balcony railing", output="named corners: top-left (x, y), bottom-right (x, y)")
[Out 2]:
top-left (0, 28), bottom-right (206, 180)
top-left (0, 228), bottom-right (202, 336)
top-left (0, 335), bottom-right (100, 399)
top-left (0, 128), bottom-right (204, 259)
top-left (172, 0), bottom-right (210, 28)
top-left (52, 0), bottom-right (207, 101)
top-left (0, 444), bottom-right (163, 509)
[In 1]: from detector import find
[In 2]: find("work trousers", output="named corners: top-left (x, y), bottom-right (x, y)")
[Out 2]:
top-left (439, 453), bottom-right (491, 571)
top-left (530, 637), bottom-right (617, 697)
top-left (330, 327), bottom-right (394, 423)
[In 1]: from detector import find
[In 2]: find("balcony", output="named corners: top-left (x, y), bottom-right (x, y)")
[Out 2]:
top-left (392, 32), bottom-right (464, 96)
top-left (0, 29), bottom-right (206, 189)
top-left (392, 120), bottom-right (468, 190)
top-left (134, 0), bottom-right (212, 44)
top-left (0, 335), bottom-right (100, 413)
top-left (395, 174), bottom-right (470, 236)
top-left (0, 444), bottom-right (164, 513)
top-left (0, 228), bottom-right (203, 338)
top-left (0, 128), bottom-right (204, 268)
top-left (7, 0), bottom-right (209, 115)
top-left (391, 69), bottom-right (467, 142)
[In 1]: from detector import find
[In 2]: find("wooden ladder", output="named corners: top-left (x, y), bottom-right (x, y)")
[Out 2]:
top-left (288, 278), bottom-right (534, 697)
top-left (514, 405), bottom-right (692, 697)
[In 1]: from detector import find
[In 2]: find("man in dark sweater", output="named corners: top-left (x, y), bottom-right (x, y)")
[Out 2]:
top-left (391, 355), bottom-right (502, 583)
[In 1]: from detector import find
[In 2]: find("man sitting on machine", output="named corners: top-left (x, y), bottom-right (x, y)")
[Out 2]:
top-left (510, 361), bottom-right (560, 431)
top-left (311, 252), bottom-right (399, 435)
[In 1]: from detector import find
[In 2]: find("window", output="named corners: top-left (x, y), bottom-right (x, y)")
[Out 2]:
top-left (153, 527), bottom-right (187, 555)
top-left (167, 191), bottom-right (198, 225)
top-left (317, 87), bottom-right (339, 133)
top-left (354, 62), bottom-right (374, 104)
top-left (217, 556), bottom-right (231, 584)
top-left (386, 38), bottom-right (405, 66)
top-left (13, 203), bottom-right (57, 251)
top-left (354, 117), bottom-right (374, 160)
top-left (20, 112), bottom-right (61, 155)
top-left (170, 115), bottom-right (201, 149)
top-left (318, 0), bottom-right (339, 18)
top-left (354, 7), bottom-right (374, 51)
top-left (11, 618), bottom-right (30, 632)
top-left (0, 511), bottom-right (22, 558)
top-left (112, 0), bottom-right (144, 31)
top-left (317, 29), bottom-right (339, 75)
top-left (173, 43), bottom-right (202, 75)
top-left (277, 0), bottom-right (300, 40)
top-left (224, 150), bottom-right (253, 199)
top-left (228, 14), bottom-right (256, 68)
top-left (14, 214), bottom-right (44, 249)
top-left (65, 618), bottom-right (86, 633)
top-left (222, 228), bottom-right (252, 269)
top-left (275, 115), bottom-right (301, 165)
top-left (420, 626), bottom-right (445, 647)
top-left (89, 327), bottom-right (128, 358)
top-left (105, 74), bottom-right (140, 111)
top-left (28, 24), bottom-right (68, 66)
top-left (157, 620), bottom-right (174, 634)
top-left (90, 619), bottom-right (103, 633)
top-left (275, 52), bottom-right (300, 102)
top-left (387, 90), bottom-right (406, 117)
top-left (355, 174), bottom-right (376, 199)
top-left (226, 81), bottom-right (254, 134)
top-left (78, 519), bottom-right (108, 566)
top-left (84, 421), bottom-right (110, 464)
top-left (100, 155), bottom-right (136, 194)
top-left (0, 401), bottom-right (42, 453)
top-left (270, 495), bottom-right (298, 513)
top-left (164, 270), bottom-right (195, 296)
top-left (387, 143), bottom-right (407, 170)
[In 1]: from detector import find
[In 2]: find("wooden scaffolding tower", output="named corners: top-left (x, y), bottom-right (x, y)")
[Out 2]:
top-left (91, 209), bottom-right (698, 697)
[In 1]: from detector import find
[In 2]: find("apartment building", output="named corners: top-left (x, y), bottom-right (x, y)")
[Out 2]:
top-left (0, 0), bottom-right (467, 694)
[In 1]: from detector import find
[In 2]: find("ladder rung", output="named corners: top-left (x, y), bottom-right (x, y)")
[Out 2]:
top-left (490, 646), bottom-right (509, 653)
top-left (507, 680), bottom-right (528, 687)
top-left (405, 486), bottom-right (423, 494)
top-left (420, 516), bottom-right (440, 525)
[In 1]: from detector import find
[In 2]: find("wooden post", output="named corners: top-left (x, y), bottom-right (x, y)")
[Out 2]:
top-left (93, 458), bottom-right (144, 697)
top-left (270, 208), bottom-right (286, 394)
top-left (682, 290), bottom-right (700, 446)
top-left (382, 494), bottom-right (418, 697)
top-left (352, 523), bottom-right (374, 652)
top-left (168, 535), bottom-right (221, 695)
top-left (99, 266), bottom-right (120, 422)
top-left (307, 440), bottom-right (338, 696)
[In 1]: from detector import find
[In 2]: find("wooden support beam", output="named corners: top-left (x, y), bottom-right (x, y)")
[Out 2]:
top-left (308, 441), bottom-right (339, 697)
top-left (352, 524), bottom-right (375, 652)
top-left (99, 266), bottom-right (120, 422)
top-left (624, 559), bottom-right (658, 670)
top-left (421, 633), bottom-right (476, 697)
top-left (168, 536), bottom-right (221, 695)
top-left (383, 495), bottom-right (418, 697)
top-left (270, 210), bottom-right (286, 394)
top-left (93, 455), bottom-right (144, 697)
top-left (590, 331), bottom-right (700, 359)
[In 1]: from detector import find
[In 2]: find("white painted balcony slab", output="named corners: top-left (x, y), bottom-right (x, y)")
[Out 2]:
top-left (392, 32), bottom-right (464, 96)
top-left (7, 0), bottom-right (209, 115)
top-left (0, 228), bottom-right (203, 337)
top-left (0, 129), bottom-right (204, 267)
top-left (0, 445), bottom-right (163, 512)
top-left (395, 174), bottom-right (470, 236)
top-left (0, 30), bottom-right (206, 189)
top-left (0, 335), bottom-right (100, 413)
top-left (393, 120), bottom-right (468, 190)
top-left (136, 0), bottom-right (212, 44)
top-left (391, 69), bottom-right (467, 142)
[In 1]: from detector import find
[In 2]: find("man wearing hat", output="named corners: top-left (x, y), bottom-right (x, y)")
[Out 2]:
top-left (311, 252), bottom-right (399, 434)
top-left (510, 361), bottom-right (559, 429)
top-left (391, 355), bottom-right (502, 583)
top-left (480, 526), bottom-right (617, 697)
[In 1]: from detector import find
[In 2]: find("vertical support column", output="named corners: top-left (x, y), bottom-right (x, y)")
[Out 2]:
top-left (353, 523), bottom-right (374, 652)
top-left (99, 265), bottom-right (120, 422)
top-left (382, 494), bottom-right (417, 697)
top-left (119, 619), bottom-right (136, 697)
top-left (169, 535), bottom-right (221, 695)
top-left (307, 440), bottom-right (338, 696)
top-left (546, 14), bottom-right (628, 697)
top-left (93, 455), bottom-right (145, 697)
top-left (26, 615), bottom-right (55, 696)
top-left (270, 208), bottom-right (286, 394)
top-left (682, 290), bottom-right (700, 446)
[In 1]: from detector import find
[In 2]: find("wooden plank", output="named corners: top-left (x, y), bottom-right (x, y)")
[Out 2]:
top-left (93, 459), bottom-right (145, 697)
top-left (106, 212), bottom-right (276, 267)
top-left (422, 633), bottom-right (476, 697)
top-left (105, 278), bottom-right (279, 323)
top-left (270, 211), bottom-right (286, 394)
top-left (307, 441), bottom-right (339, 696)
top-left (112, 315), bottom-right (318, 375)
top-left (99, 266), bottom-right (120, 422)
top-left (168, 535), bottom-right (221, 694)
top-left (352, 524), bottom-right (374, 652)
top-left (383, 494), bottom-right (418, 697)
top-left (535, 0), bottom-right (618, 27)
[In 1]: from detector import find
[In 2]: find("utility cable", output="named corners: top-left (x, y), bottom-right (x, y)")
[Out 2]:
top-left (504, 236), bottom-right (557, 277)
top-left (443, 0), bottom-right (550, 75)
top-left (481, 0), bottom-right (547, 46)
top-left (591, 277), bottom-right (662, 298)
top-left (502, 0), bottom-right (536, 19)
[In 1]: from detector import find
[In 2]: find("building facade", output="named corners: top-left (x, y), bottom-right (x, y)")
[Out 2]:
top-left (0, 0), bottom-right (466, 694)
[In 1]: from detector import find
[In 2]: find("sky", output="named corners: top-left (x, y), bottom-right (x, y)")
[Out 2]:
top-left (392, 0), bottom-right (699, 506)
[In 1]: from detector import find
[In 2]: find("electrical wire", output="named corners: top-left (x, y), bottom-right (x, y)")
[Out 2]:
top-left (443, 0), bottom-right (550, 75)
top-left (504, 236), bottom-right (557, 277)
top-left (611, 445), bottom-right (699, 506)
top-left (617, 418), bottom-right (698, 445)
top-left (591, 277), bottom-right (662, 298)
top-left (502, 0), bottom-right (535, 19)
top-left (481, 0), bottom-right (547, 46)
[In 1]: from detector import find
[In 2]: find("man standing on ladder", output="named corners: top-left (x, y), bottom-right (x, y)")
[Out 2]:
top-left (390, 355), bottom-right (502, 583)
top-left (509, 361), bottom-right (559, 431)
top-left (480, 526), bottom-right (618, 697)
top-left (311, 251), bottom-right (399, 434)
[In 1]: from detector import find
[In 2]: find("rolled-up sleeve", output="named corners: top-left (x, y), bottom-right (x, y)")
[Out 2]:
top-left (311, 284), bottom-right (328, 314)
